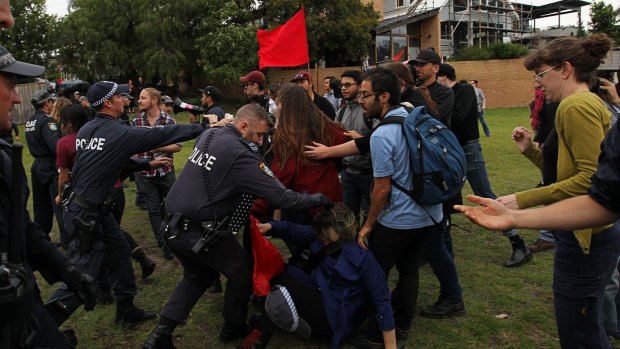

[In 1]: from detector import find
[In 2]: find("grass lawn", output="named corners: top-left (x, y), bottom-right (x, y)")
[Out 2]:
top-left (18, 108), bottom-right (618, 348)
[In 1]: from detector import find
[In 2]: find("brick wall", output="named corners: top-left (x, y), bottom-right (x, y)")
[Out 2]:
top-left (264, 58), bottom-right (534, 108)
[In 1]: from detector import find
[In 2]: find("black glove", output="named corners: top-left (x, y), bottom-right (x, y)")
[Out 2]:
top-left (62, 265), bottom-right (97, 311)
top-left (309, 193), bottom-right (332, 208)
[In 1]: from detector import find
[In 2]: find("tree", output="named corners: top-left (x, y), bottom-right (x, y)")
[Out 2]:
top-left (588, 1), bottom-right (619, 41)
top-left (0, 0), bottom-right (57, 67)
top-left (194, 0), bottom-right (379, 84)
top-left (55, 0), bottom-right (205, 83)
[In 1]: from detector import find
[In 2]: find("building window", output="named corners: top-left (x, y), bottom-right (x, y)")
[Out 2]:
top-left (397, 0), bottom-right (404, 7)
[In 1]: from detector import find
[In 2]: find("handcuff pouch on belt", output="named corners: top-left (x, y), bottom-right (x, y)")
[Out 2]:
top-left (191, 216), bottom-right (230, 254)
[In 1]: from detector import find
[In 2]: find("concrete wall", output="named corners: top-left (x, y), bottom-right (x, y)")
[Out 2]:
top-left (264, 58), bottom-right (534, 109)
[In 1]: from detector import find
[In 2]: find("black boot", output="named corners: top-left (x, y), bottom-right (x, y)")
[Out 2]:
top-left (132, 247), bottom-right (156, 279)
top-left (115, 298), bottom-right (157, 326)
top-left (504, 235), bottom-right (533, 268)
top-left (144, 317), bottom-right (177, 349)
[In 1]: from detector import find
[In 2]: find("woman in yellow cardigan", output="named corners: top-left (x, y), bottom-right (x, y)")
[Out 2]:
top-left (480, 33), bottom-right (616, 349)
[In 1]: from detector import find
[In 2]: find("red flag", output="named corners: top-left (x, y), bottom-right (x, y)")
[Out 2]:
top-left (250, 216), bottom-right (285, 296)
top-left (393, 49), bottom-right (405, 62)
top-left (256, 8), bottom-right (309, 69)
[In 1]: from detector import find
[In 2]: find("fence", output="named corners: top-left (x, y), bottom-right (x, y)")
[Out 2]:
top-left (13, 82), bottom-right (49, 124)
top-left (264, 59), bottom-right (535, 109)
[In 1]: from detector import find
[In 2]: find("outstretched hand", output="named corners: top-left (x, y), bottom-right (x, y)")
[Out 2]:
top-left (304, 141), bottom-right (329, 160)
top-left (453, 195), bottom-right (517, 231)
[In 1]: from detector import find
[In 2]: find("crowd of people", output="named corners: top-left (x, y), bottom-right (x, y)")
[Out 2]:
top-left (2, 0), bottom-right (620, 348)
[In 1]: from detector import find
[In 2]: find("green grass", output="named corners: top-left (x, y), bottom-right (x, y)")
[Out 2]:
top-left (21, 109), bottom-right (617, 348)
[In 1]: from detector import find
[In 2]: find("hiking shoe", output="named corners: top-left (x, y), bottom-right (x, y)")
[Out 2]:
top-left (420, 297), bottom-right (465, 318)
top-left (504, 237), bottom-right (533, 268)
top-left (528, 239), bottom-right (555, 253)
top-left (115, 305), bottom-right (157, 326)
top-left (219, 322), bottom-right (250, 342)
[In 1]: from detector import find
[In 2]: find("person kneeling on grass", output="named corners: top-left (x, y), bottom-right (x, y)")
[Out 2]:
top-left (240, 203), bottom-right (397, 349)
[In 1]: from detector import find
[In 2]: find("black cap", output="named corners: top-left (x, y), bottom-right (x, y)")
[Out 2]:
top-left (410, 49), bottom-right (441, 65)
top-left (87, 81), bottom-right (129, 107)
top-left (437, 63), bottom-right (456, 80)
top-left (0, 45), bottom-right (46, 78)
top-left (120, 92), bottom-right (134, 100)
top-left (199, 86), bottom-right (222, 102)
top-left (30, 90), bottom-right (56, 108)
top-left (161, 95), bottom-right (173, 104)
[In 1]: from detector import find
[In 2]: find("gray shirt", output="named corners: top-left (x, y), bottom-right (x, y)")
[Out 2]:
top-left (338, 100), bottom-right (378, 170)
top-left (474, 87), bottom-right (486, 112)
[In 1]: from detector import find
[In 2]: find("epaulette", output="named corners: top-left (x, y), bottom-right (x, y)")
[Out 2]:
top-left (239, 137), bottom-right (259, 153)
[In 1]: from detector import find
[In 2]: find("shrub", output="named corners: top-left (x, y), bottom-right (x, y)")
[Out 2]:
top-left (452, 42), bottom-right (529, 61)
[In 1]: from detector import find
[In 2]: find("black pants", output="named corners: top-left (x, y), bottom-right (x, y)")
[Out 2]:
top-left (31, 160), bottom-right (68, 247)
top-left (159, 225), bottom-right (252, 327)
top-left (369, 222), bottom-right (433, 329)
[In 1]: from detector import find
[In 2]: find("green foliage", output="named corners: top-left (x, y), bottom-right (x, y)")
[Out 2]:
top-left (452, 43), bottom-right (528, 61)
top-left (0, 0), bottom-right (56, 67)
top-left (588, 1), bottom-right (619, 41)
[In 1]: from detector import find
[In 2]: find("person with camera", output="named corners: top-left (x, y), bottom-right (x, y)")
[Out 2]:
top-left (0, 39), bottom-right (98, 348)
top-left (143, 104), bottom-right (332, 349)
top-left (46, 80), bottom-right (205, 328)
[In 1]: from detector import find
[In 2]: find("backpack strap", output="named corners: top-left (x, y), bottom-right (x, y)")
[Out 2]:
top-left (337, 107), bottom-right (346, 122)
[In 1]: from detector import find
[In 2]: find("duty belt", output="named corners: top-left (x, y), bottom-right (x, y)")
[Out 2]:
top-left (66, 192), bottom-right (114, 217)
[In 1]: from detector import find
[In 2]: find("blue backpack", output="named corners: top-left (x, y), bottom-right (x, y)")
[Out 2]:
top-left (377, 106), bottom-right (467, 206)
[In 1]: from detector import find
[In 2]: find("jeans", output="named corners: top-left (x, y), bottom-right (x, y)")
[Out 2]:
top-left (478, 111), bottom-right (491, 136)
top-left (341, 170), bottom-right (373, 222)
top-left (135, 171), bottom-right (176, 250)
top-left (463, 141), bottom-right (518, 238)
top-left (553, 226), bottom-right (620, 349)
top-left (424, 217), bottom-right (463, 300)
top-left (369, 222), bottom-right (433, 329)
top-left (540, 230), bottom-right (556, 243)
top-left (602, 256), bottom-right (620, 336)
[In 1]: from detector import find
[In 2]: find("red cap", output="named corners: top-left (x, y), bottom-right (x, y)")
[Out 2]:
top-left (291, 71), bottom-right (311, 83)
top-left (240, 71), bottom-right (266, 85)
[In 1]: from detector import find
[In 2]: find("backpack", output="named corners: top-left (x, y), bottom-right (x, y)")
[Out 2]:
top-left (377, 106), bottom-right (466, 206)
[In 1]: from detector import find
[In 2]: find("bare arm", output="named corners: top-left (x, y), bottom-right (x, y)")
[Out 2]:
top-left (383, 329), bottom-right (397, 349)
top-left (358, 176), bottom-right (391, 249)
top-left (304, 140), bottom-right (360, 160)
top-left (455, 194), bottom-right (619, 232)
top-left (152, 144), bottom-right (182, 153)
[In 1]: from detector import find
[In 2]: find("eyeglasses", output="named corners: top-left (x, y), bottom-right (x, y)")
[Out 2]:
top-left (357, 92), bottom-right (381, 100)
top-left (533, 65), bottom-right (559, 81)
top-left (342, 82), bottom-right (358, 88)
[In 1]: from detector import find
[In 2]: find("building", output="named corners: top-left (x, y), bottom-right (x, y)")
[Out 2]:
top-left (363, 0), bottom-right (590, 62)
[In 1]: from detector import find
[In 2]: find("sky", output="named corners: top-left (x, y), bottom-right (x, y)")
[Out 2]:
top-left (45, 0), bottom-right (618, 29)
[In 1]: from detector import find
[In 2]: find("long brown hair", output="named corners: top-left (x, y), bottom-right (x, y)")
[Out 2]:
top-left (50, 97), bottom-right (72, 119)
top-left (269, 84), bottom-right (339, 170)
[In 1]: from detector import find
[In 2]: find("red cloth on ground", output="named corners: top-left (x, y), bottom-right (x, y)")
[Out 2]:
top-left (250, 215), bottom-right (285, 296)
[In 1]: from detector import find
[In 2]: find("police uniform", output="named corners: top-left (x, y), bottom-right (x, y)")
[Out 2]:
top-left (1, 139), bottom-right (94, 349)
top-left (158, 124), bottom-right (329, 333)
top-left (24, 107), bottom-right (68, 246)
top-left (47, 112), bottom-right (204, 324)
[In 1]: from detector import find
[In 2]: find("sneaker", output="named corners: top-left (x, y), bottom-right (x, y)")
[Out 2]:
top-left (420, 297), bottom-right (465, 319)
top-left (528, 239), bottom-right (555, 253)
top-left (219, 322), bottom-right (250, 342)
top-left (115, 305), bottom-right (157, 326)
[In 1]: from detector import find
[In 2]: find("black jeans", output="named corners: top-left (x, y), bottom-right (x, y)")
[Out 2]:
top-left (369, 222), bottom-right (433, 329)
top-left (553, 226), bottom-right (620, 349)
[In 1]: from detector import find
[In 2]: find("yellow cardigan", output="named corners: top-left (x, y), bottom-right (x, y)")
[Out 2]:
top-left (516, 92), bottom-right (611, 254)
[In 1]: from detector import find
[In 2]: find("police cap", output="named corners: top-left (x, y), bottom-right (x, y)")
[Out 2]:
top-left (31, 90), bottom-right (56, 108)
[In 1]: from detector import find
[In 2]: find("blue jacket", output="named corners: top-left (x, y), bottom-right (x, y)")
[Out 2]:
top-left (268, 221), bottom-right (395, 348)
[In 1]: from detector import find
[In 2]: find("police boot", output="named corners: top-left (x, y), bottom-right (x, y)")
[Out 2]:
top-left (115, 298), bottom-right (157, 326)
top-left (132, 247), bottom-right (156, 279)
top-left (144, 317), bottom-right (177, 349)
top-left (504, 235), bottom-right (533, 268)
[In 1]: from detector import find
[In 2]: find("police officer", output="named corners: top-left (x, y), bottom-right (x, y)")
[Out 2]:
top-left (0, 44), bottom-right (97, 349)
top-left (25, 89), bottom-right (70, 247)
top-left (143, 104), bottom-right (331, 349)
top-left (46, 81), bottom-right (205, 327)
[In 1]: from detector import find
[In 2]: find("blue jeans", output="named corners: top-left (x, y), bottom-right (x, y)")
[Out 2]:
top-left (540, 230), bottom-right (556, 243)
top-left (424, 217), bottom-right (463, 300)
top-left (553, 226), bottom-right (620, 349)
top-left (341, 170), bottom-right (373, 221)
top-left (478, 111), bottom-right (491, 136)
top-left (135, 171), bottom-right (176, 250)
top-left (463, 141), bottom-right (518, 238)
